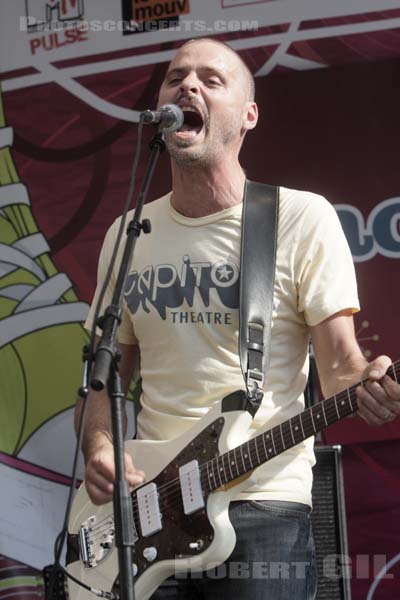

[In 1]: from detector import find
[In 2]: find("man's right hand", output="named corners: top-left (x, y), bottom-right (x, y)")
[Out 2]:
top-left (85, 440), bottom-right (145, 505)
top-left (75, 341), bottom-right (143, 505)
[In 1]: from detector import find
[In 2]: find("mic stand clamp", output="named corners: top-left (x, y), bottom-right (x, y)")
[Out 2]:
top-left (87, 131), bottom-right (165, 599)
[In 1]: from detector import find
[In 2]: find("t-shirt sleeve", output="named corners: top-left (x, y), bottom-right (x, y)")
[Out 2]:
top-left (84, 221), bottom-right (137, 345)
top-left (296, 196), bottom-right (360, 326)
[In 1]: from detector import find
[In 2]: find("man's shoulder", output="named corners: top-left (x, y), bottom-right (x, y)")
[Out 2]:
top-left (278, 185), bottom-right (336, 225)
top-left (129, 191), bottom-right (171, 221)
top-left (279, 185), bottom-right (330, 210)
top-left (142, 192), bottom-right (172, 214)
top-left (107, 192), bottom-right (172, 238)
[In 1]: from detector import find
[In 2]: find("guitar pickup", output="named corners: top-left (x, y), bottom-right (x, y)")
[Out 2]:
top-left (179, 460), bottom-right (205, 515)
top-left (137, 483), bottom-right (162, 537)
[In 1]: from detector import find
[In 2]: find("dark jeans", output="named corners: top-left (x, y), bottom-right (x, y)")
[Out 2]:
top-left (150, 499), bottom-right (317, 599)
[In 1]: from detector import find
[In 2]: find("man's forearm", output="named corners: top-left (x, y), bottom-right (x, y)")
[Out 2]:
top-left (320, 350), bottom-right (368, 399)
top-left (310, 310), bottom-right (370, 399)
top-left (74, 341), bottom-right (137, 461)
top-left (75, 389), bottom-right (127, 462)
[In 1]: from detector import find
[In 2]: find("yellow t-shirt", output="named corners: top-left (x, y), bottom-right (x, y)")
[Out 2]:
top-left (85, 186), bottom-right (360, 506)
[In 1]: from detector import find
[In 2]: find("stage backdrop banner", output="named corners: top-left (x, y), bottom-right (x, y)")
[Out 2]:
top-left (1, 1), bottom-right (400, 599)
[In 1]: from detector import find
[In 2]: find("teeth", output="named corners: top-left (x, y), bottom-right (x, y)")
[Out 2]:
top-left (182, 107), bottom-right (200, 116)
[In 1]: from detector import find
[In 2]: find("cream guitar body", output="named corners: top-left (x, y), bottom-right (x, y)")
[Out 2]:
top-left (67, 392), bottom-right (255, 599)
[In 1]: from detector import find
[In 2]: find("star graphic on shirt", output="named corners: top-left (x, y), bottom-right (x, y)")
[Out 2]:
top-left (216, 265), bottom-right (234, 281)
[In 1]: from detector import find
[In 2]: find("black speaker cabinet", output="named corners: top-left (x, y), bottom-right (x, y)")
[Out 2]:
top-left (312, 445), bottom-right (351, 600)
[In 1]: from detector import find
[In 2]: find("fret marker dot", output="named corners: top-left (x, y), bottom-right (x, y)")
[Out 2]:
top-left (244, 454), bottom-right (248, 458)
top-left (269, 448), bottom-right (272, 453)
top-left (295, 426), bottom-right (299, 430)
top-left (341, 401), bottom-right (345, 405)
top-left (317, 414), bottom-right (320, 419)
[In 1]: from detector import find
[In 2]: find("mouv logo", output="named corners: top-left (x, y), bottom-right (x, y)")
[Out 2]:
top-left (122, 0), bottom-right (190, 35)
top-left (23, 0), bottom-right (85, 33)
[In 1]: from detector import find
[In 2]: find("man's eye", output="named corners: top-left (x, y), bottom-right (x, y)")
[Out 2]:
top-left (206, 78), bottom-right (220, 86)
top-left (168, 78), bottom-right (181, 85)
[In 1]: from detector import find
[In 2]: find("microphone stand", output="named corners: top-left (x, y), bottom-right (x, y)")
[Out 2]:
top-left (90, 131), bottom-right (166, 600)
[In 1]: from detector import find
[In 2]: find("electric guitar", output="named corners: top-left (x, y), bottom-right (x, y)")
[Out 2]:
top-left (66, 362), bottom-right (399, 599)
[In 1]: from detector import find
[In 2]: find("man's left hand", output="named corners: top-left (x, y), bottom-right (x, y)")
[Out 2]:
top-left (356, 355), bottom-right (400, 425)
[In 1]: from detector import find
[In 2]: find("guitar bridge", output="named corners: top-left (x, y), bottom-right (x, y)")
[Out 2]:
top-left (78, 515), bottom-right (116, 568)
top-left (79, 525), bottom-right (91, 567)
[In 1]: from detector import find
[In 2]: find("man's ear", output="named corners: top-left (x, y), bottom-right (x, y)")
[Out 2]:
top-left (242, 101), bottom-right (258, 132)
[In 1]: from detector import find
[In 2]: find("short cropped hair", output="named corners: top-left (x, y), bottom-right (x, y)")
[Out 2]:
top-left (180, 37), bottom-right (255, 102)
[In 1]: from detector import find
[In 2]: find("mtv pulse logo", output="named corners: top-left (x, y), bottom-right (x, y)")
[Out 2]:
top-left (122, 0), bottom-right (190, 35)
top-left (124, 256), bottom-right (239, 322)
top-left (21, 0), bottom-right (88, 55)
top-left (23, 0), bottom-right (85, 32)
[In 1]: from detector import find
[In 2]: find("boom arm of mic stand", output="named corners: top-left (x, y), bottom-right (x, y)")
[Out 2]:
top-left (91, 132), bottom-right (165, 390)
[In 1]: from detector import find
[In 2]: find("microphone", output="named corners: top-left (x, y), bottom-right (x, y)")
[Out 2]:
top-left (141, 104), bottom-right (184, 133)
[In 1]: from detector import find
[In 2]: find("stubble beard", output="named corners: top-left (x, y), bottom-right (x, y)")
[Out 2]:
top-left (166, 139), bottom-right (213, 168)
top-left (166, 118), bottom-right (240, 169)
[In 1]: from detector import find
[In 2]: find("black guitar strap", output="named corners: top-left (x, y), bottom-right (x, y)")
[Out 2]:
top-left (239, 180), bottom-right (279, 416)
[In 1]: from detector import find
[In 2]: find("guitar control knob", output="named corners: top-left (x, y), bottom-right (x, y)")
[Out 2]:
top-left (189, 540), bottom-right (204, 551)
top-left (143, 546), bottom-right (158, 562)
top-left (132, 563), bottom-right (138, 577)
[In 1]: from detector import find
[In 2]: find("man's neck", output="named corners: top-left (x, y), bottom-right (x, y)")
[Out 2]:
top-left (170, 160), bottom-right (246, 218)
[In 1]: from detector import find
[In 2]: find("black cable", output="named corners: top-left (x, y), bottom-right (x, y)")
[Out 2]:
top-left (46, 116), bottom-right (146, 599)
top-left (59, 563), bottom-right (118, 599)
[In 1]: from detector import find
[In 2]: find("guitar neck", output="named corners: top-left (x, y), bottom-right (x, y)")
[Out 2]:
top-left (203, 361), bottom-right (400, 492)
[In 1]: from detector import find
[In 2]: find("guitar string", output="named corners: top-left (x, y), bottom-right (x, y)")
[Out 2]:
top-left (86, 361), bottom-right (400, 541)
top-left (148, 392), bottom-right (356, 511)
top-left (86, 372), bottom-right (384, 543)
top-left (87, 398), bottom-right (350, 544)
top-left (87, 389), bottom-right (361, 543)
top-left (85, 376), bottom-right (371, 542)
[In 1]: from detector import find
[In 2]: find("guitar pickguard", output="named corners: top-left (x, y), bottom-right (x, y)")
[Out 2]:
top-left (130, 417), bottom-right (226, 581)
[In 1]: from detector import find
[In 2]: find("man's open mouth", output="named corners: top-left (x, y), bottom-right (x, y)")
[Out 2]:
top-left (176, 106), bottom-right (204, 138)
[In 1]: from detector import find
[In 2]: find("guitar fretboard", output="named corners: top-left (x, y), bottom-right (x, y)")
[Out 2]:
top-left (201, 361), bottom-right (400, 492)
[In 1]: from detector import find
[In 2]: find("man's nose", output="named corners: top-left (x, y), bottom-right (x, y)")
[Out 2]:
top-left (179, 74), bottom-right (200, 95)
